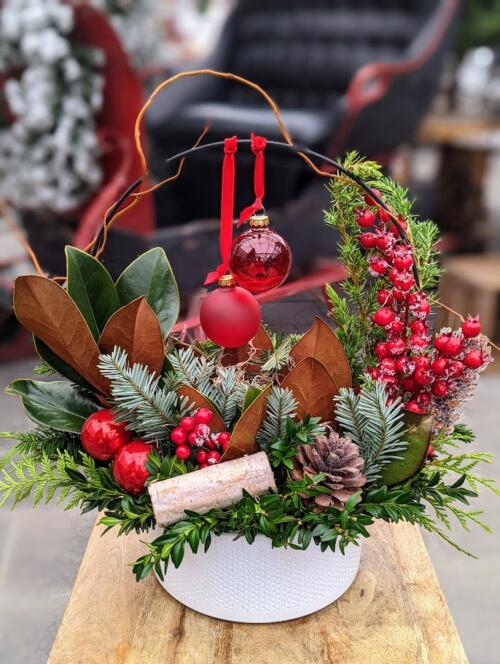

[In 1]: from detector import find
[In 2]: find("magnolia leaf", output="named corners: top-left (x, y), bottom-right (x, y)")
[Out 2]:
top-left (380, 413), bottom-right (434, 486)
top-left (116, 248), bottom-right (179, 337)
top-left (34, 338), bottom-right (95, 391)
top-left (66, 246), bottom-right (120, 340)
top-left (222, 384), bottom-right (272, 461)
top-left (13, 276), bottom-right (108, 395)
top-left (242, 386), bottom-right (262, 411)
top-left (281, 357), bottom-right (338, 422)
top-left (221, 325), bottom-right (273, 370)
top-left (6, 379), bottom-right (98, 432)
top-left (99, 297), bottom-right (164, 376)
top-left (176, 385), bottom-right (225, 432)
top-left (288, 317), bottom-right (351, 389)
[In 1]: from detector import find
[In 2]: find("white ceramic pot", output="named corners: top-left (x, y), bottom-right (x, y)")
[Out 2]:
top-left (155, 533), bottom-right (361, 623)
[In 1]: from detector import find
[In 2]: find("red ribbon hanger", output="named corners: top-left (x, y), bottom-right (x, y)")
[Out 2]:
top-left (238, 133), bottom-right (267, 226)
top-left (204, 136), bottom-right (238, 285)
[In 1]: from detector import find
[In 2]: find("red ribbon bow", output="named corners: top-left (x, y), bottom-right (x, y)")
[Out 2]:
top-left (204, 136), bottom-right (239, 285)
top-left (238, 133), bottom-right (267, 226)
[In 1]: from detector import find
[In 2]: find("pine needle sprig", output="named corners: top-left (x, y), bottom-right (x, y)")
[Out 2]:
top-left (98, 347), bottom-right (188, 443)
top-left (256, 387), bottom-right (298, 449)
top-left (0, 429), bottom-right (82, 463)
top-left (166, 347), bottom-right (217, 394)
top-left (335, 381), bottom-right (407, 484)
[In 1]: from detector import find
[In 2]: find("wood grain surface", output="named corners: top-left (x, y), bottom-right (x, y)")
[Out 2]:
top-left (48, 520), bottom-right (468, 664)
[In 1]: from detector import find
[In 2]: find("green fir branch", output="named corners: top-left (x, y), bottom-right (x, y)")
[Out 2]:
top-left (256, 387), bottom-right (298, 449)
top-left (335, 381), bottom-right (406, 484)
top-left (98, 347), bottom-right (188, 443)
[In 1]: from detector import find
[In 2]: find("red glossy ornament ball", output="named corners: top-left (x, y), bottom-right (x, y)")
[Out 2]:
top-left (356, 209), bottom-right (376, 228)
top-left (200, 275), bottom-right (261, 348)
top-left (81, 410), bottom-right (132, 461)
top-left (229, 214), bottom-right (291, 293)
top-left (113, 441), bottom-right (151, 495)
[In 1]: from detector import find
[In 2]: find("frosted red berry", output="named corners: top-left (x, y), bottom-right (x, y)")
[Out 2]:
top-left (386, 338), bottom-right (406, 356)
top-left (179, 416), bottom-right (196, 432)
top-left (432, 380), bottom-right (449, 398)
top-left (461, 316), bottom-right (481, 338)
top-left (448, 361), bottom-right (464, 378)
top-left (170, 427), bottom-right (187, 446)
top-left (393, 251), bottom-right (413, 271)
top-left (375, 342), bottom-right (389, 359)
top-left (402, 377), bottom-right (418, 393)
top-left (431, 357), bottom-right (448, 375)
top-left (434, 334), bottom-right (450, 354)
top-left (380, 358), bottom-right (396, 374)
top-left (194, 408), bottom-right (213, 425)
top-left (442, 336), bottom-right (463, 358)
top-left (369, 258), bottom-right (389, 276)
top-left (206, 450), bottom-right (221, 465)
top-left (410, 320), bottom-right (427, 335)
top-left (356, 209), bottom-right (376, 228)
top-left (414, 356), bottom-right (431, 370)
top-left (463, 351), bottom-right (484, 369)
top-left (375, 233), bottom-right (393, 251)
top-left (405, 400), bottom-right (427, 414)
top-left (196, 450), bottom-right (208, 464)
top-left (377, 289), bottom-right (394, 305)
top-left (364, 188), bottom-right (381, 206)
top-left (175, 444), bottom-right (191, 460)
top-left (378, 207), bottom-right (391, 223)
top-left (414, 368), bottom-right (433, 387)
top-left (373, 307), bottom-right (395, 327)
top-left (359, 232), bottom-right (377, 249)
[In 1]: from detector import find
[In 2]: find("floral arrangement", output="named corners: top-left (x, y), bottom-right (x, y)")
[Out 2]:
top-left (1, 153), bottom-right (498, 583)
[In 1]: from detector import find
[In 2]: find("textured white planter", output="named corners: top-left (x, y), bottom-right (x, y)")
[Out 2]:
top-left (155, 533), bottom-right (361, 623)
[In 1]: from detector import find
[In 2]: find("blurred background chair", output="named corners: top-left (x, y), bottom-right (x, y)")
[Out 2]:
top-left (147, 0), bottom-right (459, 226)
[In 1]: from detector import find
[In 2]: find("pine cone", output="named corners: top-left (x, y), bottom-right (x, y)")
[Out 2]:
top-left (291, 429), bottom-right (366, 510)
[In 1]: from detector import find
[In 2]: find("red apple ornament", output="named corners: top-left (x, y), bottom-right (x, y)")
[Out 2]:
top-left (113, 441), bottom-right (151, 495)
top-left (81, 410), bottom-right (132, 461)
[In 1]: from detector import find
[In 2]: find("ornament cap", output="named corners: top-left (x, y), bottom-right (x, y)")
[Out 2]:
top-left (218, 274), bottom-right (236, 288)
top-left (249, 213), bottom-right (270, 228)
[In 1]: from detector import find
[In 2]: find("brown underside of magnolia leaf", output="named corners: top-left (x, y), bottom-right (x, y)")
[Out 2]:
top-left (99, 297), bottom-right (164, 376)
top-left (281, 357), bottom-right (338, 422)
top-left (13, 275), bottom-right (108, 395)
top-left (221, 384), bottom-right (272, 461)
top-left (288, 317), bottom-right (351, 389)
top-left (221, 325), bottom-right (273, 371)
top-left (176, 385), bottom-right (225, 432)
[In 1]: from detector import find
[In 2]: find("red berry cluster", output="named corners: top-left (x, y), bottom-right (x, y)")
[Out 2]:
top-left (356, 193), bottom-right (488, 413)
top-left (170, 408), bottom-right (230, 468)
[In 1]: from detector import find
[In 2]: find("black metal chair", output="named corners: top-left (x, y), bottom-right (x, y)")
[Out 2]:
top-left (148, 0), bottom-right (459, 225)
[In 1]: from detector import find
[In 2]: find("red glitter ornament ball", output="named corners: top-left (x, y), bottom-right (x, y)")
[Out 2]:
top-left (200, 274), bottom-right (261, 348)
top-left (81, 410), bottom-right (132, 461)
top-left (113, 441), bottom-right (151, 495)
top-left (229, 214), bottom-right (291, 293)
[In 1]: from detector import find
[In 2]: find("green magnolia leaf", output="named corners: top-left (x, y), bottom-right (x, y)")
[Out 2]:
top-left (66, 246), bottom-right (120, 340)
top-left (34, 337), bottom-right (95, 391)
top-left (6, 379), bottom-right (99, 432)
top-left (242, 386), bottom-right (261, 411)
top-left (116, 248), bottom-right (179, 337)
top-left (380, 413), bottom-right (434, 486)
